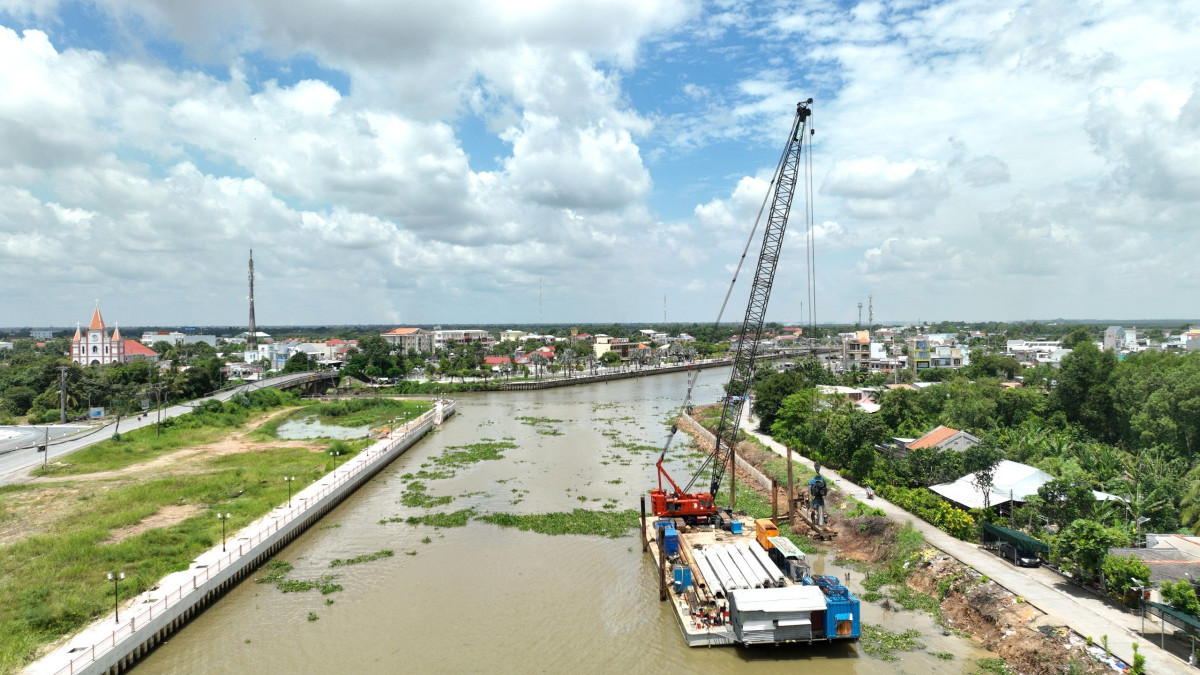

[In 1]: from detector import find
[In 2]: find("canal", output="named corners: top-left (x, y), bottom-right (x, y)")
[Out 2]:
top-left (136, 369), bottom-right (991, 673)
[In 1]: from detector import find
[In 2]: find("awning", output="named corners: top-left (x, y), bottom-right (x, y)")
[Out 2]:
top-left (1146, 601), bottom-right (1200, 639)
top-left (981, 523), bottom-right (1049, 554)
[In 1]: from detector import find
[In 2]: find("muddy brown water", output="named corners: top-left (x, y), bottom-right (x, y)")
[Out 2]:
top-left (135, 370), bottom-right (992, 673)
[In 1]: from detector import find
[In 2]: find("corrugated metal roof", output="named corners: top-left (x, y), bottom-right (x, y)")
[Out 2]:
top-left (729, 585), bottom-right (826, 613)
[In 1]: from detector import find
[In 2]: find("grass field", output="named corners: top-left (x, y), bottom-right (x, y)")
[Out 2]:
top-left (0, 391), bottom-right (426, 672)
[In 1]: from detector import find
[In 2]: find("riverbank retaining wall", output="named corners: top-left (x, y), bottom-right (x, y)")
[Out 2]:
top-left (33, 400), bottom-right (456, 675)
top-left (677, 410), bottom-right (773, 492)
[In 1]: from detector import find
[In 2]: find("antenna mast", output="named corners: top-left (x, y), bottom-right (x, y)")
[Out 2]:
top-left (868, 294), bottom-right (874, 328)
top-left (248, 250), bottom-right (257, 350)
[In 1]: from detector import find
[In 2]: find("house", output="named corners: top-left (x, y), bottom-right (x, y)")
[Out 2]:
top-left (499, 329), bottom-right (527, 343)
top-left (381, 327), bottom-right (432, 353)
top-left (905, 425), bottom-right (980, 452)
top-left (30, 329), bottom-right (55, 340)
top-left (931, 460), bottom-right (1122, 510)
top-left (593, 334), bottom-right (631, 359)
top-left (123, 340), bottom-right (160, 363)
top-left (515, 346), bottom-right (555, 365)
top-left (1110, 535), bottom-right (1200, 588)
top-left (484, 356), bottom-right (513, 371)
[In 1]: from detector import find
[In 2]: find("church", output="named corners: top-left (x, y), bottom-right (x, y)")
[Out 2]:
top-left (71, 305), bottom-right (126, 365)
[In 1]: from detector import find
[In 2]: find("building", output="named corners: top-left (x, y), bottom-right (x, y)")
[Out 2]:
top-left (381, 327), bottom-right (432, 353)
top-left (71, 306), bottom-right (125, 365)
top-left (842, 331), bottom-right (871, 370)
top-left (906, 335), bottom-right (965, 371)
top-left (1005, 340), bottom-right (1064, 366)
top-left (30, 329), bottom-right (54, 340)
top-left (593, 334), bottom-right (632, 360)
top-left (0, 341), bottom-right (13, 351)
top-left (123, 340), bottom-right (160, 363)
top-left (140, 331), bottom-right (218, 347)
top-left (431, 328), bottom-right (493, 351)
top-left (1103, 326), bottom-right (1126, 351)
top-left (499, 329), bottom-right (527, 343)
top-left (905, 425), bottom-right (980, 452)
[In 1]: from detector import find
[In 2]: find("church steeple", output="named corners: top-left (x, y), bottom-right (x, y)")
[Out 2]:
top-left (89, 303), bottom-right (105, 331)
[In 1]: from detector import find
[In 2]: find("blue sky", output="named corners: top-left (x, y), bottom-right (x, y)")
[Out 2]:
top-left (0, 0), bottom-right (1197, 328)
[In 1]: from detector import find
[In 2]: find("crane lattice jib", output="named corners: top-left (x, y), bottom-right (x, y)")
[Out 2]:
top-left (684, 100), bottom-right (812, 498)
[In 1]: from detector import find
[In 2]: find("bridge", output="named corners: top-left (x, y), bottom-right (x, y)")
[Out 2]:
top-left (0, 371), bottom-right (338, 486)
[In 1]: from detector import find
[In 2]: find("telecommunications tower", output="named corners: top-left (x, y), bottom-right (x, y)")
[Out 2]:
top-left (248, 250), bottom-right (258, 350)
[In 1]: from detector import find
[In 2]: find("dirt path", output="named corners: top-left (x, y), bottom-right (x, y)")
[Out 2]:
top-left (28, 408), bottom-right (321, 484)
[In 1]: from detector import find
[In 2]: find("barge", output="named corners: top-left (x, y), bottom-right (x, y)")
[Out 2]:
top-left (643, 512), bottom-right (860, 648)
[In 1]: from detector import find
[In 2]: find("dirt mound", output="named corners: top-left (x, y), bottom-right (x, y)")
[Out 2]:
top-left (909, 555), bottom-right (1106, 675)
top-left (833, 515), bottom-right (897, 563)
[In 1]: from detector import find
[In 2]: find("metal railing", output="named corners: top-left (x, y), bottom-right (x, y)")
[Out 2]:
top-left (51, 403), bottom-right (446, 675)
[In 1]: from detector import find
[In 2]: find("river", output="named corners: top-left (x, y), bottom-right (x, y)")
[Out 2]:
top-left (136, 370), bottom-right (991, 674)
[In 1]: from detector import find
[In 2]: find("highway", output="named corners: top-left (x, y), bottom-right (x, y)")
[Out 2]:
top-left (0, 372), bottom-right (333, 486)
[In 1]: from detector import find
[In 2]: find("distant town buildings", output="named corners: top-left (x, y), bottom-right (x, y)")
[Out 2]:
top-left (29, 329), bottom-right (54, 340)
top-left (381, 327), bottom-right (432, 352)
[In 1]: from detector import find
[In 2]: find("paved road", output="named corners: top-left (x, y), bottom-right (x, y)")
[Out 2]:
top-left (739, 411), bottom-right (1194, 675)
top-left (0, 372), bottom-right (332, 486)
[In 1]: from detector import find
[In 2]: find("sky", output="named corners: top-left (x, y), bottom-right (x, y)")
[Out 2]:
top-left (0, 0), bottom-right (1197, 328)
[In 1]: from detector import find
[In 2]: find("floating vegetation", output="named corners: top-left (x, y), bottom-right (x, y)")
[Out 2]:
top-left (860, 623), bottom-right (924, 661)
top-left (401, 481), bottom-right (453, 508)
top-left (273, 575), bottom-right (342, 595)
top-left (318, 523), bottom-right (342, 530)
top-left (257, 558), bottom-right (342, 594)
top-left (402, 509), bottom-right (477, 528)
top-left (307, 612), bottom-right (319, 622)
top-left (405, 550), bottom-right (418, 556)
top-left (477, 509), bottom-right (638, 538)
top-left (329, 550), bottom-right (395, 567)
top-left (516, 416), bottom-right (564, 436)
top-left (933, 651), bottom-right (953, 660)
top-left (400, 468), bottom-right (455, 481)
top-left (255, 559), bottom-right (293, 585)
top-left (432, 441), bottom-right (516, 469)
top-left (860, 590), bottom-right (883, 603)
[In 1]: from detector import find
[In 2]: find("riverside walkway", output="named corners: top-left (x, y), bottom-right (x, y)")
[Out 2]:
top-left (25, 399), bottom-right (455, 675)
top-left (739, 411), bottom-right (1193, 674)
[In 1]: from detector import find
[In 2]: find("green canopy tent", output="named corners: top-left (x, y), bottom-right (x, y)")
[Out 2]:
top-left (981, 522), bottom-right (1050, 559)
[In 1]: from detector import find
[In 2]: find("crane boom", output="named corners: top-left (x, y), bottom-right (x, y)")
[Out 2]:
top-left (651, 100), bottom-right (813, 522)
top-left (687, 99), bottom-right (812, 499)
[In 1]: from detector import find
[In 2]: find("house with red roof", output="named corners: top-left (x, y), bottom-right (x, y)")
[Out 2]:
top-left (902, 425), bottom-right (980, 453)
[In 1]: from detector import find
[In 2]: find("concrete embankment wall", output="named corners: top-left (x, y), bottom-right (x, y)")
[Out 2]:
top-left (497, 353), bottom-right (798, 392)
top-left (34, 400), bottom-right (456, 675)
top-left (676, 410), bottom-right (773, 492)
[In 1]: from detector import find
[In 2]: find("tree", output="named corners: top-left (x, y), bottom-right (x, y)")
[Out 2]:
top-left (1037, 477), bottom-right (1095, 529)
top-left (963, 353), bottom-right (1021, 380)
top-left (1162, 579), bottom-right (1200, 616)
top-left (1051, 342), bottom-right (1118, 442)
top-left (1061, 327), bottom-right (1093, 349)
top-left (752, 371), bottom-right (813, 432)
top-left (962, 444), bottom-right (1006, 509)
top-left (879, 387), bottom-right (926, 435)
top-left (1102, 554), bottom-right (1151, 606)
top-left (600, 351), bottom-right (621, 366)
top-left (282, 351), bottom-right (315, 373)
top-left (1056, 519), bottom-right (1117, 576)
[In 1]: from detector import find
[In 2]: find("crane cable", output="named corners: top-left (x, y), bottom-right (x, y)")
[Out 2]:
top-left (660, 115), bottom-right (805, 468)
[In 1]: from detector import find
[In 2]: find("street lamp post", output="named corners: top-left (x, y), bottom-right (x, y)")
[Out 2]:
top-left (217, 512), bottom-right (231, 551)
top-left (284, 476), bottom-right (296, 507)
top-left (107, 572), bottom-right (125, 623)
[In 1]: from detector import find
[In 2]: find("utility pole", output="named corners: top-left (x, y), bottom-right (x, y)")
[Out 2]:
top-left (868, 294), bottom-right (874, 329)
top-left (58, 366), bottom-right (69, 424)
top-left (857, 302), bottom-right (862, 328)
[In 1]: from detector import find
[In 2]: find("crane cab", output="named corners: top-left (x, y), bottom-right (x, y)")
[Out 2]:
top-left (650, 488), bottom-right (716, 524)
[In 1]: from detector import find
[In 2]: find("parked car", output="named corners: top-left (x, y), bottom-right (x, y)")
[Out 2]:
top-left (998, 542), bottom-right (1042, 567)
